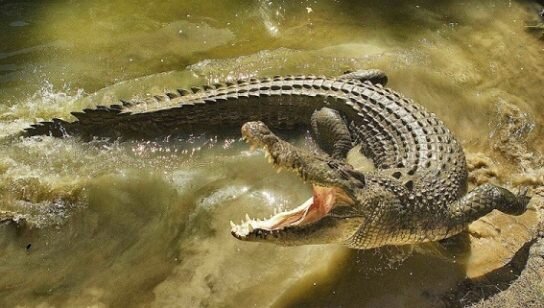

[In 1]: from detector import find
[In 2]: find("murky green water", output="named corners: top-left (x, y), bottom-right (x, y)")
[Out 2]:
top-left (1, 0), bottom-right (543, 307)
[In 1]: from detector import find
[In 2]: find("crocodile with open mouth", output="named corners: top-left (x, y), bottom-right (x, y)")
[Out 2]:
top-left (24, 69), bottom-right (531, 249)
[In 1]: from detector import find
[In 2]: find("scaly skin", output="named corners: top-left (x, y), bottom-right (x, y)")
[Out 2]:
top-left (23, 71), bottom-right (531, 249)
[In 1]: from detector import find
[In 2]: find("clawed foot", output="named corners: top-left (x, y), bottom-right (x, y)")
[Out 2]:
top-left (338, 69), bottom-right (388, 86)
top-left (516, 186), bottom-right (531, 209)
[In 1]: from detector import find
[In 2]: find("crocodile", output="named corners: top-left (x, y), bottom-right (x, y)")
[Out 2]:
top-left (23, 69), bottom-right (531, 249)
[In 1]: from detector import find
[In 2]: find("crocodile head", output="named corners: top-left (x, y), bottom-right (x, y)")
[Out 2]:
top-left (231, 121), bottom-right (372, 246)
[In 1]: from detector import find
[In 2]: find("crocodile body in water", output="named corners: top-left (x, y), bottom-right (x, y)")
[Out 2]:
top-left (23, 70), bottom-right (530, 249)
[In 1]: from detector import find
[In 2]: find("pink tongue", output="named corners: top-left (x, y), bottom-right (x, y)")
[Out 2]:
top-left (297, 186), bottom-right (335, 226)
top-left (265, 186), bottom-right (336, 229)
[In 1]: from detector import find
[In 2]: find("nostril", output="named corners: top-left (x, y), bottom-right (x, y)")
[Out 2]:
top-left (258, 125), bottom-right (271, 135)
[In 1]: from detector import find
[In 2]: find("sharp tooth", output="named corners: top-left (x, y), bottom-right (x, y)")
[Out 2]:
top-left (245, 213), bottom-right (251, 221)
top-left (248, 223), bottom-right (254, 232)
top-left (268, 156), bottom-right (273, 163)
top-left (276, 167), bottom-right (282, 173)
top-left (241, 219), bottom-right (244, 225)
top-left (230, 220), bottom-right (236, 228)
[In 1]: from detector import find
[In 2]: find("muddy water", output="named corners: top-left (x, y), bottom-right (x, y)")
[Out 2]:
top-left (1, 0), bottom-right (543, 307)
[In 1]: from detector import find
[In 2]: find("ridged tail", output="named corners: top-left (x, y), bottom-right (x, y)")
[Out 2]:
top-left (23, 76), bottom-right (359, 139)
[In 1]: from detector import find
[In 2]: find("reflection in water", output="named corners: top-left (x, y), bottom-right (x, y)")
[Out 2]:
top-left (0, 0), bottom-right (543, 306)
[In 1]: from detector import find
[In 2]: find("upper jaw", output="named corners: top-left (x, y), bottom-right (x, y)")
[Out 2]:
top-left (240, 121), bottom-right (361, 189)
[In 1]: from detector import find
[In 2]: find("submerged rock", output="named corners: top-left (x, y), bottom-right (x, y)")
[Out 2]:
top-left (443, 200), bottom-right (544, 307)
top-left (464, 207), bottom-right (540, 278)
top-left (0, 210), bottom-right (27, 225)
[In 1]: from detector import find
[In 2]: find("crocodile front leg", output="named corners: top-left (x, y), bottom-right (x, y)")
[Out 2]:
top-left (444, 184), bottom-right (531, 237)
top-left (346, 183), bottom-right (532, 248)
top-left (310, 107), bottom-right (353, 160)
top-left (309, 70), bottom-right (391, 161)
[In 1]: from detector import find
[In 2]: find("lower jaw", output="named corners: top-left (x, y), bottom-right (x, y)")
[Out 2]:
top-left (231, 185), bottom-right (351, 238)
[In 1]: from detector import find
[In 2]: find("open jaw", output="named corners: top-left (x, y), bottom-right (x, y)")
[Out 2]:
top-left (231, 185), bottom-right (351, 239)
top-left (231, 121), bottom-right (355, 240)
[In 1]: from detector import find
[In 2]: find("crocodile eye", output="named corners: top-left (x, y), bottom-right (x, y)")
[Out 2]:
top-left (339, 168), bottom-right (365, 186)
top-left (327, 160), bottom-right (341, 169)
top-left (350, 170), bottom-right (366, 186)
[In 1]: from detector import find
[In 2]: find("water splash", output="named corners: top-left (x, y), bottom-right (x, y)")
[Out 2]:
top-left (258, 0), bottom-right (284, 36)
top-left (0, 81), bottom-right (85, 137)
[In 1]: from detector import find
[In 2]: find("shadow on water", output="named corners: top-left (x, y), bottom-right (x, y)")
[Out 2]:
top-left (273, 233), bottom-right (469, 308)
top-left (275, 231), bottom-right (537, 308)
top-left (443, 238), bottom-right (536, 307)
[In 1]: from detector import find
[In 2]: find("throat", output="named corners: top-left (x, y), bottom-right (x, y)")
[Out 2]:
top-left (300, 186), bottom-right (337, 225)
